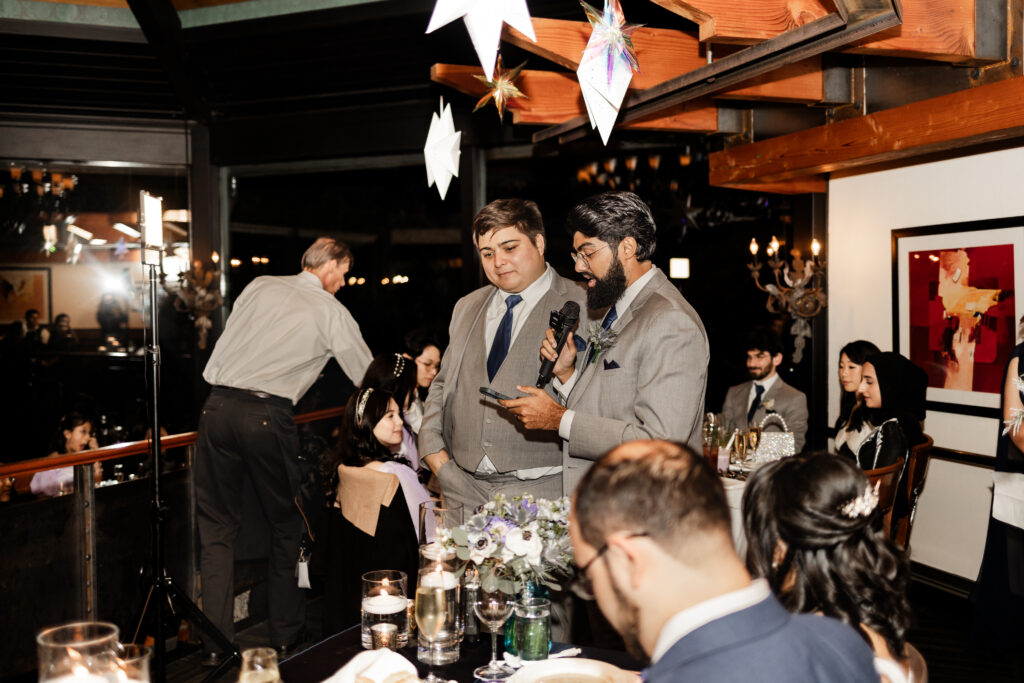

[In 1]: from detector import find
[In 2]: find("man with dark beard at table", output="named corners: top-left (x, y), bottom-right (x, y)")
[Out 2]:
top-left (500, 191), bottom-right (709, 495)
top-left (570, 439), bottom-right (878, 682)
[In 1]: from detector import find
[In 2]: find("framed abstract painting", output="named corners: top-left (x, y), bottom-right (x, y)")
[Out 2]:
top-left (892, 217), bottom-right (1024, 418)
top-left (0, 267), bottom-right (51, 326)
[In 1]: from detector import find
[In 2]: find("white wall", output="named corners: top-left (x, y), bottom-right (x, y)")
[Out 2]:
top-left (828, 146), bottom-right (1024, 579)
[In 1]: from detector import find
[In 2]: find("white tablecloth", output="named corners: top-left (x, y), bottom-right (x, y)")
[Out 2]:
top-left (721, 476), bottom-right (747, 557)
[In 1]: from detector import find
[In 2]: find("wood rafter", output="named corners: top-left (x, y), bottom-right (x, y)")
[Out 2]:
top-left (647, 0), bottom-right (834, 45)
top-left (709, 75), bottom-right (1024, 188)
top-left (504, 20), bottom-right (825, 104)
top-left (430, 64), bottom-right (721, 132)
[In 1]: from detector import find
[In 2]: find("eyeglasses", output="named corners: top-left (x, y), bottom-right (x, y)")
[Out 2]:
top-left (570, 244), bottom-right (609, 269)
top-left (572, 531), bottom-right (649, 601)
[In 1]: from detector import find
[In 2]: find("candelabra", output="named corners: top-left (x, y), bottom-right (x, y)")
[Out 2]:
top-left (748, 236), bottom-right (827, 363)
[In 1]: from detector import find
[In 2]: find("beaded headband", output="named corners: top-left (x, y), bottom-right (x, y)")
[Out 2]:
top-left (355, 388), bottom-right (373, 425)
top-left (393, 353), bottom-right (407, 378)
top-left (838, 480), bottom-right (880, 519)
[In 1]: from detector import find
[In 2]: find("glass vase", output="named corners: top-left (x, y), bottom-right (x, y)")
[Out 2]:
top-left (503, 580), bottom-right (551, 656)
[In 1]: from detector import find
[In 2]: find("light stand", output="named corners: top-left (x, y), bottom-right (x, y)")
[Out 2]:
top-left (131, 191), bottom-right (238, 682)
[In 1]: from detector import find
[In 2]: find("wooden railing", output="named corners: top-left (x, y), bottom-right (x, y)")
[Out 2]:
top-left (0, 405), bottom-right (345, 478)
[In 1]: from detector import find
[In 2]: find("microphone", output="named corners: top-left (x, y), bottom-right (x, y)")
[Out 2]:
top-left (537, 301), bottom-right (581, 387)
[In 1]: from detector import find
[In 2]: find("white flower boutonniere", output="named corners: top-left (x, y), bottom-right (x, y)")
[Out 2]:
top-left (761, 398), bottom-right (776, 412)
top-left (586, 323), bottom-right (618, 364)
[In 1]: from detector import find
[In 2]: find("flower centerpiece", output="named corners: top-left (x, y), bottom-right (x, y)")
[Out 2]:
top-left (441, 493), bottom-right (574, 594)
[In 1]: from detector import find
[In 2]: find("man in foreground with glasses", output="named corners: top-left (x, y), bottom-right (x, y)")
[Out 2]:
top-left (500, 191), bottom-right (708, 495)
top-left (570, 439), bottom-right (877, 681)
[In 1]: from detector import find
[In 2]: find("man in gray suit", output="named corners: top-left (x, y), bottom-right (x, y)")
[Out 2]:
top-left (719, 328), bottom-right (808, 452)
top-left (420, 199), bottom-right (587, 511)
top-left (503, 192), bottom-right (709, 494)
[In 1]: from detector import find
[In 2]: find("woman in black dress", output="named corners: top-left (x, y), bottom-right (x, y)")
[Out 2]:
top-left (833, 340), bottom-right (881, 459)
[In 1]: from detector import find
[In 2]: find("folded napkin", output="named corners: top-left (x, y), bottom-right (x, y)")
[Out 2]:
top-left (503, 647), bottom-right (581, 669)
top-left (336, 464), bottom-right (400, 536)
top-left (321, 649), bottom-right (419, 683)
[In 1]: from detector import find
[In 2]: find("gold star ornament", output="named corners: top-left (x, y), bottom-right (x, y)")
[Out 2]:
top-left (473, 57), bottom-right (528, 120)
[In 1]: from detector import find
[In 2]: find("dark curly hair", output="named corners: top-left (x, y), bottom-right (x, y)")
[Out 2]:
top-left (319, 388), bottom-right (409, 505)
top-left (742, 453), bottom-right (911, 658)
top-left (836, 340), bottom-right (881, 433)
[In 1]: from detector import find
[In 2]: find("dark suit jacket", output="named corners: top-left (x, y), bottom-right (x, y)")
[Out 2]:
top-left (644, 594), bottom-right (877, 683)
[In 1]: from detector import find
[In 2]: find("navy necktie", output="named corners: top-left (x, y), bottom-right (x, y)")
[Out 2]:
top-left (747, 383), bottom-right (766, 425)
top-left (601, 305), bottom-right (618, 330)
top-left (486, 294), bottom-right (523, 381)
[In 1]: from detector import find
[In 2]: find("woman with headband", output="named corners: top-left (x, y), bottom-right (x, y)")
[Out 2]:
top-left (318, 387), bottom-right (433, 632)
top-left (360, 353), bottom-right (422, 470)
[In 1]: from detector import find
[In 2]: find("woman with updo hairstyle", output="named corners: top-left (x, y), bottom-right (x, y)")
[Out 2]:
top-left (743, 454), bottom-right (921, 679)
top-left (401, 328), bottom-right (444, 433)
top-left (318, 388), bottom-right (432, 633)
top-left (833, 340), bottom-right (881, 458)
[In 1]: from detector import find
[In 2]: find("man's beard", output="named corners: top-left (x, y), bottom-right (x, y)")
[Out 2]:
top-left (748, 364), bottom-right (773, 380)
top-left (609, 568), bottom-right (647, 663)
top-left (587, 256), bottom-right (628, 310)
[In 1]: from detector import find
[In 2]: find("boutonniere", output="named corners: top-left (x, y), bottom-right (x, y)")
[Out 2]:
top-left (586, 323), bottom-right (618, 364)
top-left (761, 398), bottom-right (776, 412)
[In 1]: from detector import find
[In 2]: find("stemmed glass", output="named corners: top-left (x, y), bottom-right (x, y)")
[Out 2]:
top-left (472, 582), bottom-right (516, 681)
top-left (732, 428), bottom-right (747, 464)
top-left (747, 426), bottom-right (762, 462)
top-left (415, 567), bottom-right (457, 683)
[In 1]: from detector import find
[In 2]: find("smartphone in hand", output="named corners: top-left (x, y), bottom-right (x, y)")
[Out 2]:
top-left (479, 386), bottom-right (514, 401)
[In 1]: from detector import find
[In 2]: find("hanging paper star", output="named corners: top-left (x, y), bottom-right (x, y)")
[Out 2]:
top-left (424, 97), bottom-right (462, 200)
top-left (580, 0), bottom-right (642, 86)
top-left (426, 0), bottom-right (536, 81)
top-left (576, 0), bottom-right (643, 145)
top-left (472, 57), bottom-right (528, 120)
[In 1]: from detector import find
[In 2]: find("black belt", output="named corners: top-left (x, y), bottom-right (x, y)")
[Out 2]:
top-left (212, 385), bottom-right (292, 407)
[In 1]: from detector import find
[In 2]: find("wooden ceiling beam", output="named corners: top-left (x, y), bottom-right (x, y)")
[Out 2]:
top-left (648, 0), bottom-right (1001, 64)
top-left (431, 63), bottom-right (722, 132)
top-left (647, 0), bottom-right (834, 45)
top-left (504, 19), bottom-right (825, 104)
top-left (708, 74), bottom-right (1024, 188)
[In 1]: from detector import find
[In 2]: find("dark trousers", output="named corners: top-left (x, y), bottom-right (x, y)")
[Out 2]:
top-left (195, 387), bottom-right (305, 649)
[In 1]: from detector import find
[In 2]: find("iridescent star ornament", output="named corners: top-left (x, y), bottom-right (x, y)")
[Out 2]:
top-left (580, 0), bottom-right (642, 85)
top-left (473, 57), bottom-right (528, 120)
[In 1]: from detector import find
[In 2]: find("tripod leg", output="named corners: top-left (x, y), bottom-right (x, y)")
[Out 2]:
top-left (131, 581), bottom-right (158, 644)
top-left (162, 576), bottom-right (240, 683)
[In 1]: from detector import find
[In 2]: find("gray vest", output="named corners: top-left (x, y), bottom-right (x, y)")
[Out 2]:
top-left (449, 295), bottom-right (563, 473)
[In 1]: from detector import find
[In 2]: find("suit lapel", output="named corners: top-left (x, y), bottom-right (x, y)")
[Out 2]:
top-left (443, 288), bottom-right (493, 405)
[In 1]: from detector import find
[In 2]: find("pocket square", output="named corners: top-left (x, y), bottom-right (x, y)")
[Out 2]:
top-left (603, 359), bottom-right (620, 370)
top-left (573, 333), bottom-right (587, 352)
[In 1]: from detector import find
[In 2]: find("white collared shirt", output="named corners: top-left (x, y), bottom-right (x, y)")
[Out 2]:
top-left (477, 265), bottom-right (561, 479)
top-left (555, 266), bottom-right (658, 440)
top-left (650, 578), bottom-right (772, 664)
top-left (748, 372), bottom-right (781, 412)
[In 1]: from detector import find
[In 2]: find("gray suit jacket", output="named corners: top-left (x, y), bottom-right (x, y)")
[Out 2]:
top-left (719, 376), bottom-right (808, 453)
top-left (419, 270), bottom-right (587, 476)
top-left (561, 267), bottom-right (709, 494)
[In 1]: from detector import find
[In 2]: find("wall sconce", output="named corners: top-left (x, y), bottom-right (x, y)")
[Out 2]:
top-left (748, 235), bottom-right (827, 363)
top-left (669, 257), bottom-right (690, 279)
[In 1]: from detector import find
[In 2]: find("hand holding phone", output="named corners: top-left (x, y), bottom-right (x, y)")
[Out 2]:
top-left (479, 386), bottom-right (514, 401)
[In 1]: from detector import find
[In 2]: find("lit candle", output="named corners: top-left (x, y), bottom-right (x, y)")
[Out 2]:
top-left (749, 238), bottom-right (758, 256)
top-left (420, 566), bottom-right (458, 589)
top-left (362, 590), bottom-right (407, 615)
top-left (769, 235), bottom-right (780, 255)
top-left (370, 623), bottom-right (398, 650)
top-left (811, 239), bottom-right (821, 259)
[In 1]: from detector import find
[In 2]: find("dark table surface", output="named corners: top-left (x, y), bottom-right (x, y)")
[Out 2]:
top-left (279, 626), bottom-right (642, 683)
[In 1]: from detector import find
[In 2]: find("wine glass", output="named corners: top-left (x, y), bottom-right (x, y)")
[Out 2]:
top-left (472, 582), bottom-right (516, 681)
top-left (416, 567), bottom-right (456, 683)
top-left (732, 429), bottom-right (747, 464)
top-left (239, 648), bottom-right (280, 683)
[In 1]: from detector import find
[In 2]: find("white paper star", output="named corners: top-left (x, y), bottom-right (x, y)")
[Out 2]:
top-left (576, 0), bottom-right (641, 145)
top-left (426, 0), bottom-right (536, 81)
top-left (424, 97), bottom-right (462, 200)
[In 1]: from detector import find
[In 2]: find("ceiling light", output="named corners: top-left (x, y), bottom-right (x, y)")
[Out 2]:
top-left (113, 222), bottom-right (141, 239)
top-left (90, 238), bottom-right (108, 246)
top-left (67, 225), bottom-right (93, 241)
top-left (162, 209), bottom-right (190, 222)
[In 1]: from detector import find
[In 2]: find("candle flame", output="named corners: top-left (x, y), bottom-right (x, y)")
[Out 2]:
top-left (749, 238), bottom-right (758, 256)
top-left (811, 239), bottom-right (821, 257)
top-left (769, 236), bottom-right (780, 254)
top-left (382, 577), bottom-right (389, 587)
top-left (379, 588), bottom-right (387, 597)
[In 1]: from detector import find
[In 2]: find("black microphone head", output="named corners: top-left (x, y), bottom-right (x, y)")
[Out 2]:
top-left (560, 300), bottom-right (580, 324)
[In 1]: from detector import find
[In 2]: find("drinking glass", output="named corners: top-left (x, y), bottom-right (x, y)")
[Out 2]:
top-left (239, 647), bottom-right (280, 683)
top-left (37, 621), bottom-right (120, 683)
top-left (732, 429), bottom-right (747, 464)
top-left (747, 426), bottom-right (763, 461)
top-left (514, 598), bottom-right (551, 661)
top-left (361, 570), bottom-right (408, 648)
top-left (416, 566), bottom-right (459, 681)
top-left (115, 644), bottom-right (151, 682)
top-left (472, 583), bottom-right (515, 681)
top-left (418, 500), bottom-right (464, 545)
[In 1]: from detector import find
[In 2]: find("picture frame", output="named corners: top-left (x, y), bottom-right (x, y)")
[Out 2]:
top-left (892, 217), bottom-right (1024, 418)
top-left (0, 266), bottom-right (52, 326)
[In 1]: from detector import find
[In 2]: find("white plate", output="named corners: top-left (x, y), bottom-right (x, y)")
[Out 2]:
top-left (509, 657), bottom-right (637, 683)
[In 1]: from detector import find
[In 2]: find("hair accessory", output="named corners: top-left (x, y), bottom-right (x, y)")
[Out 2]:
top-left (356, 388), bottom-right (374, 425)
top-left (839, 480), bottom-right (880, 519)
top-left (393, 353), bottom-right (406, 378)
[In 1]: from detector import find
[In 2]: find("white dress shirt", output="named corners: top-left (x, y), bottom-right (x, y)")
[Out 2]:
top-left (650, 578), bottom-right (772, 664)
top-left (203, 271), bottom-right (373, 403)
top-left (476, 265), bottom-right (561, 479)
top-left (555, 266), bottom-right (658, 439)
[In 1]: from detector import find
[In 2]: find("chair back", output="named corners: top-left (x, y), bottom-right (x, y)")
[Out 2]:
top-left (864, 457), bottom-right (905, 535)
top-left (895, 434), bottom-right (933, 548)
